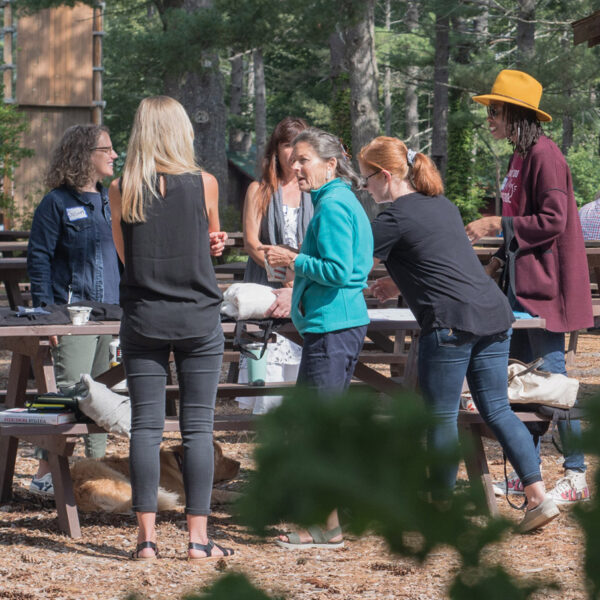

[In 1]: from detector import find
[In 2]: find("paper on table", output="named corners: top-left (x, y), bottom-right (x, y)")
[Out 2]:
top-left (367, 308), bottom-right (415, 322)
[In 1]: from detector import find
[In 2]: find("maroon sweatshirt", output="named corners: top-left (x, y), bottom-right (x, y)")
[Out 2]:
top-left (501, 135), bottom-right (593, 333)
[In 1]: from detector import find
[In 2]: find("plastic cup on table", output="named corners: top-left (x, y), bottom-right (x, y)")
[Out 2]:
top-left (67, 305), bottom-right (92, 325)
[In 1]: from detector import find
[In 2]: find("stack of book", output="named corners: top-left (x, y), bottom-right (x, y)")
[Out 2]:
top-left (0, 407), bottom-right (76, 425)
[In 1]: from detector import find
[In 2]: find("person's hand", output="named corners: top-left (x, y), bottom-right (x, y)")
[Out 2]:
top-left (464, 217), bottom-right (502, 244)
top-left (49, 335), bottom-right (59, 347)
top-left (484, 257), bottom-right (503, 278)
top-left (265, 287), bottom-right (292, 318)
top-left (258, 244), bottom-right (297, 267)
top-left (368, 276), bottom-right (399, 302)
top-left (209, 231), bottom-right (228, 256)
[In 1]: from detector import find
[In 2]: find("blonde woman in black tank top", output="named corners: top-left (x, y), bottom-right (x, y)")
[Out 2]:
top-left (109, 96), bottom-right (232, 561)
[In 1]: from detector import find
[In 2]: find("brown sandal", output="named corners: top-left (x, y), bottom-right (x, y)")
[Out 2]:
top-left (131, 541), bottom-right (160, 561)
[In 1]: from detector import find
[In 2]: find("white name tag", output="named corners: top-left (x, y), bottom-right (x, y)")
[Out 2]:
top-left (66, 206), bottom-right (87, 221)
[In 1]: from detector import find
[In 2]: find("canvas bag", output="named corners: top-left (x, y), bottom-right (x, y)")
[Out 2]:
top-left (507, 358), bottom-right (578, 409)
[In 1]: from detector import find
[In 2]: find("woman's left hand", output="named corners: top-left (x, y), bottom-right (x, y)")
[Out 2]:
top-left (265, 288), bottom-right (292, 318)
top-left (258, 244), bottom-right (297, 267)
top-left (209, 231), bottom-right (228, 256)
top-left (464, 217), bottom-right (502, 244)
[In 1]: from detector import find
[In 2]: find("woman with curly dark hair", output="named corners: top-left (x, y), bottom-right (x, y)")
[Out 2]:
top-left (27, 124), bottom-right (120, 495)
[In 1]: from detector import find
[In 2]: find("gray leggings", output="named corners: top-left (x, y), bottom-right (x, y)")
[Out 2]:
top-left (121, 322), bottom-right (224, 515)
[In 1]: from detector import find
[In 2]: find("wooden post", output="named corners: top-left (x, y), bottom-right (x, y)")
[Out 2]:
top-left (1, 0), bottom-right (15, 228)
top-left (92, 1), bottom-right (105, 125)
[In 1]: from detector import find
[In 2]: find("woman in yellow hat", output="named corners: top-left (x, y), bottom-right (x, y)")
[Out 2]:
top-left (466, 70), bottom-right (593, 506)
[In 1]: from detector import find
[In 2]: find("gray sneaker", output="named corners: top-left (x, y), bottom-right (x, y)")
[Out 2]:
top-left (518, 497), bottom-right (559, 533)
top-left (29, 472), bottom-right (54, 496)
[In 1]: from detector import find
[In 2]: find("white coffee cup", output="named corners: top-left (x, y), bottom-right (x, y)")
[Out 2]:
top-left (67, 305), bottom-right (92, 325)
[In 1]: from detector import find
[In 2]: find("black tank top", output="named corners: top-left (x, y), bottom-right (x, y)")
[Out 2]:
top-left (119, 172), bottom-right (222, 339)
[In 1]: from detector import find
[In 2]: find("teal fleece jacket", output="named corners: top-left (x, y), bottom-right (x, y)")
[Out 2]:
top-left (291, 178), bottom-right (373, 335)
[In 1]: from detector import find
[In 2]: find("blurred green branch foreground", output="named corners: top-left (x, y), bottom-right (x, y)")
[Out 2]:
top-left (183, 388), bottom-right (600, 599)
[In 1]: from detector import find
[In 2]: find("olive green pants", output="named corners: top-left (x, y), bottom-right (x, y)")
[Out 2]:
top-left (34, 334), bottom-right (112, 461)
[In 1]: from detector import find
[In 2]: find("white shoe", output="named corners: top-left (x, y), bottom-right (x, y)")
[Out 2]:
top-left (29, 472), bottom-right (54, 496)
top-left (547, 470), bottom-right (590, 505)
top-left (519, 497), bottom-right (560, 533)
top-left (492, 470), bottom-right (525, 496)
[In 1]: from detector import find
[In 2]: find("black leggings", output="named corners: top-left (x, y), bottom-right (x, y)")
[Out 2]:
top-left (121, 322), bottom-right (224, 515)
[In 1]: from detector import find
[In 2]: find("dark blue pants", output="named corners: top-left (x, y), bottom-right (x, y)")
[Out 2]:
top-left (418, 328), bottom-right (542, 492)
top-left (121, 322), bottom-right (224, 515)
top-left (297, 325), bottom-right (367, 394)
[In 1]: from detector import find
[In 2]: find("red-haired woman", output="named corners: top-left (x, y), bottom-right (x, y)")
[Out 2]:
top-left (239, 117), bottom-right (313, 414)
top-left (359, 136), bottom-right (558, 532)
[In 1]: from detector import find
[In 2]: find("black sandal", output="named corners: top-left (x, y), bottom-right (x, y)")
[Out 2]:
top-left (131, 541), bottom-right (160, 561)
top-left (188, 539), bottom-right (234, 561)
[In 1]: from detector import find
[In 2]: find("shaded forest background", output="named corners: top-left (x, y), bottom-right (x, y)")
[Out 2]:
top-left (17, 0), bottom-right (600, 225)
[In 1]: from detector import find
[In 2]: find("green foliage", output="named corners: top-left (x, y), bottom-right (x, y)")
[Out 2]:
top-left (0, 102), bottom-right (34, 220)
top-left (449, 566), bottom-right (550, 600)
top-left (574, 395), bottom-right (600, 598)
top-left (567, 141), bottom-right (600, 207)
top-left (184, 573), bottom-right (279, 600)
top-left (446, 96), bottom-right (487, 222)
top-left (233, 387), bottom-right (547, 598)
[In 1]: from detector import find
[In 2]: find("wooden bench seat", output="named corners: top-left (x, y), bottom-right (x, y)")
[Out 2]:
top-left (457, 409), bottom-right (550, 516)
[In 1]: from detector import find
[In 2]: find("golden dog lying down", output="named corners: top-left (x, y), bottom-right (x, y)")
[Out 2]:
top-left (70, 442), bottom-right (240, 513)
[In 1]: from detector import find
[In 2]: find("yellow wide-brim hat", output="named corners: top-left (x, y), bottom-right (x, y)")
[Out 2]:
top-left (473, 69), bottom-right (552, 122)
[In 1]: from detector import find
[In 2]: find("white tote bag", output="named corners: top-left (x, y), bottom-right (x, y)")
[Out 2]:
top-left (507, 358), bottom-right (578, 409)
top-left (220, 283), bottom-right (277, 320)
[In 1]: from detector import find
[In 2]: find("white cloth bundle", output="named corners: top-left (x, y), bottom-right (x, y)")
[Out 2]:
top-left (78, 374), bottom-right (131, 437)
top-left (507, 359), bottom-right (578, 409)
top-left (221, 283), bottom-right (277, 320)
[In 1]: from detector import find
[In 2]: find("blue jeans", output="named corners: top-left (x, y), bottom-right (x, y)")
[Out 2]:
top-left (121, 322), bottom-right (224, 515)
top-left (510, 328), bottom-right (585, 472)
top-left (297, 325), bottom-right (367, 394)
top-left (418, 328), bottom-right (542, 493)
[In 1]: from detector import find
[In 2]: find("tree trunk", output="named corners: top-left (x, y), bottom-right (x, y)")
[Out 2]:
top-left (431, 12), bottom-right (449, 179)
top-left (405, 0), bottom-right (419, 146)
top-left (516, 0), bottom-right (536, 67)
top-left (345, 0), bottom-right (379, 160)
top-left (229, 53), bottom-right (251, 153)
top-left (162, 0), bottom-right (228, 202)
top-left (253, 47), bottom-right (267, 177)
top-left (344, 0), bottom-right (380, 218)
top-left (383, 0), bottom-right (391, 136)
top-left (329, 29), bottom-right (351, 146)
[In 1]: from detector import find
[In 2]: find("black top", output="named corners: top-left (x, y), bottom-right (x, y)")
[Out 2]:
top-left (119, 172), bottom-right (222, 339)
top-left (371, 192), bottom-right (514, 336)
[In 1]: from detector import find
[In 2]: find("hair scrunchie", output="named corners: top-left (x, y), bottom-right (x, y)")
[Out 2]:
top-left (406, 149), bottom-right (417, 166)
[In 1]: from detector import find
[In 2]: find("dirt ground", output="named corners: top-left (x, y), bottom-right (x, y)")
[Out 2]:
top-left (1, 333), bottom-right (599, 600)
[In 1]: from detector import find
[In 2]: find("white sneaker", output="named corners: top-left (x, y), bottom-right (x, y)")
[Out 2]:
top-left (519, 497), bottom-right (560, 533)
top-left (492, 470), bottom-right (525, 496)
top-left (29, 472), bottom-right (54, 496)
top-left (547, 470), bottom-right (590, 505)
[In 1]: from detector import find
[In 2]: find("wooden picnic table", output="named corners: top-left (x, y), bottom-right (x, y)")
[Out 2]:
top-left (0, 311), bottom-right (548, 535)
top-left (0, 230), bottom-right (29, 242)
top-left (0, 257), bottom-right (29, 309)
top-left (0, 241), bottom-right (28, 255)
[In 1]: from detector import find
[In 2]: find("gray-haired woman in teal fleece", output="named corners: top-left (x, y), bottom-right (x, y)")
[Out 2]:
top-left (261, 127), bottom-right (373, 550)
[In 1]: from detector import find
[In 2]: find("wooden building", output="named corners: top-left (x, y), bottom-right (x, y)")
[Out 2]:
top-left (3, 2), bottom-right (103, 224)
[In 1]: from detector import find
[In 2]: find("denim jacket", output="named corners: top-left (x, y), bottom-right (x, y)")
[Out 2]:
top-left (27, 184), bottom-right (112, 306)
